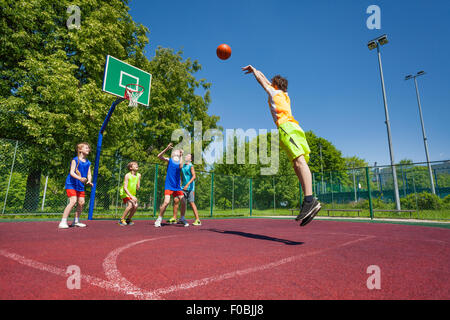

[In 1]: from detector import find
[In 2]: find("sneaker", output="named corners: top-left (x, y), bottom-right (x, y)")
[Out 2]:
top-left (118, 219), bottom-right (128, 226)
top-left (58, 222), bottom-right (69, 229)
top-left (300, 206), bottom-right (321, 227)
top-left (295, 198), bottom-right (321, 222)
top-left (154, 218), bottom-right (162, 228)
top-left (126, 219), bottom-right (134, 226)
top-left (179, 218), bottom-right (189, 227)
top-left (168, 217), bottom-right (177, 224)
top-left (192, 219), bottom-right (202, 226)
top-left (73, 222), bottom-right (87, 228)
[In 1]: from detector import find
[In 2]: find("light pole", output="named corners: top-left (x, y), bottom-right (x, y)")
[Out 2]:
top-left (367, 34), bottom-right (401, 210)
top-left (405, 71), bottom-right (435, 194)
top-left (319, 143), bottom-right (324, 194)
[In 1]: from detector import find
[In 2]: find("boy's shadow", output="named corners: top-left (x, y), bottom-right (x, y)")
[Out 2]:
top-left (206, 228), bottom-right (303, 246)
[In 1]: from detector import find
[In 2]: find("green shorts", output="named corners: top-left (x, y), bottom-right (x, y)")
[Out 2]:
top-left (278, 121), bottom-right (311, 163)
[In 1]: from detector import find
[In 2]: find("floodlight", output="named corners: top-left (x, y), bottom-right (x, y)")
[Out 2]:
top-left (367, 35), bottom-right (388, 50)
top-left (378, 34), bottom-right (388, 45)
top-left (367, 41), bottom-right (377, 50)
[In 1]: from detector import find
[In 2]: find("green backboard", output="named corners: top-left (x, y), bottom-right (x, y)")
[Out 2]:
top-left (102, 55), bottom-right (152, 106)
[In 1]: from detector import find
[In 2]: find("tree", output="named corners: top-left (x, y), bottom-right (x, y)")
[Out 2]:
top-left (212, 130), bottom-right (350, 209)
top-left (121, 47), bottom-right (220, 164)
top-left (1, 0), bottom-right (151, 210)
top-left (344, 156), bottom-right (368, 169)
top-left (1, 1), bottom-right (220, 211)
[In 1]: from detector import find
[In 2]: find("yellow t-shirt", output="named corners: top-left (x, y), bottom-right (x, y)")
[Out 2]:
top-left (119, 173), bottom-right (138, 199)
top-left (267, 85), bottom-right (298, 127)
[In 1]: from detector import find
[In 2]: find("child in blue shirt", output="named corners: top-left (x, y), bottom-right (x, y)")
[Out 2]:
top-left (154, 143), bottom-right (185, 227)
top-left (59, 142), bottom-right (93, 229)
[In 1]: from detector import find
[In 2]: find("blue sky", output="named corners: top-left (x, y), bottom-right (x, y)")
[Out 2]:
top-left (128, 0), bottom-right (450, 167)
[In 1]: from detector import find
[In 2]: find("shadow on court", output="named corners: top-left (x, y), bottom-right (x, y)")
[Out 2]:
top-left (205, 228), bottom-right (304, 246)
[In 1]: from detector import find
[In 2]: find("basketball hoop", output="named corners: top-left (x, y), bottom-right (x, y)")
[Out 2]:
top-left (124, 84), bottom-right (145, 107)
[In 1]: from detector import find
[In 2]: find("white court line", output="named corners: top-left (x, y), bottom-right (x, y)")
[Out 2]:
top-left (148, 235), bottom-right (375, 297)
top-left (102, 235), bottom-right (177, 300)
top-left (0, 234), bottom-right (375, 299)
top-left (0, 248), bottom-right (152, 299)
top-left (0, 235), bottom-right (177, 300)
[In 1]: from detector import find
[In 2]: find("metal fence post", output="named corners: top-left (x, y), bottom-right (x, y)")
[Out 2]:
top-left (41, 175), bottom-right (49, 211)
top-left (2, 140), bottom-right (18, 214)
top-left (232, 175), bottom-right (235, 215)
top-left (365, 167), bottom-right (374, 220)
top-left (115, 159), bottom-right (122, 219)
top-left (330, 171), bottom-right (334, 205)
top-left (249, 178), bottom-right (252, 216)
top-left (153, 163), bottom-right (159, 217)
top-left (210, 172), bottom-right (214, 218)
top-left (273, 176), bottom-right (276, 214)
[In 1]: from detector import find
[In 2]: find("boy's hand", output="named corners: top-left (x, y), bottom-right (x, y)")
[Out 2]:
top-left (167, 143), bottom-right (173, 149)
top-left (242, 65), bottom-right (255, 74)
top-left (86, 181), bottom-right (93, 187)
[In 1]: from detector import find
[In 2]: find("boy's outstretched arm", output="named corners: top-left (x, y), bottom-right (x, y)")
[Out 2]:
top-left (157, 143), bottom-right (173, 163)
top-left (242, 65), bottom-right (272, 94)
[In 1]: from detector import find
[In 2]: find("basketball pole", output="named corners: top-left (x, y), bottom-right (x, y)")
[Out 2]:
top-left (88, 98), bottom-right (125, 220)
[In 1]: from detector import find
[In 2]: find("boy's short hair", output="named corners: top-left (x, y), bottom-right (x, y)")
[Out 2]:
top-left (76, 142), bottom-right (91, 153)
top-left (271, 75), bottom-right (288, 92)
top-left (127, 161), bottom-right (138, 171)
top-left (189, 153), bottom-right (194, 162)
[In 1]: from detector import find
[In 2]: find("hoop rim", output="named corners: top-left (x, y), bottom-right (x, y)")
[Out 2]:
top-left (124, 83), bottom-right (145, 94)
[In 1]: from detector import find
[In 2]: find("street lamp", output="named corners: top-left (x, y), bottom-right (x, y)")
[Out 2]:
top-left (367, 34), bottom-right (401, 210)
top-left (405, 71), bottom-right (436, 194)
top-left (319, 143), bottom-right (324, 194)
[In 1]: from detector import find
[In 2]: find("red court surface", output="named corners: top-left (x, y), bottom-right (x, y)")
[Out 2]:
top-left (0, 218), bottom-right (449, 300)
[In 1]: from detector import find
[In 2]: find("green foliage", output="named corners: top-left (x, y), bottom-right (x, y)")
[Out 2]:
top-left (1, 1), bottom-right (220, 210)
top-left (132, 47), bottom-right (220, 164)
top-left (353, 197), bottom-right (392, 210)
top-left (443, 195), bottom-right (450, 209)
top-left (344, 156), bottom-right (368, 169)
top-left (400, 192), bottom-right (442, 210)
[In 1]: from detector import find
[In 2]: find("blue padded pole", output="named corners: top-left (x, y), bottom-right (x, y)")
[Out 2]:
top-left (88, 98), bottom-right (124, 220)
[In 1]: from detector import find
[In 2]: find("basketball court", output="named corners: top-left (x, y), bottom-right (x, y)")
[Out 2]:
top-left (1, 219), bottom-right (448, 300)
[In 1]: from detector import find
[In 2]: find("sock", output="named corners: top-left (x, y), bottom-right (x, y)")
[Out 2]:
top-left (61, 218), bottom-right (67, 224)
top-left (304, 195), bottom-right (314, 203)
top-left (73, 217), bottom-right (79, 223)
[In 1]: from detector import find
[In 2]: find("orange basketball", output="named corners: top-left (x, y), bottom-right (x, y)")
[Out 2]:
top-left (216, 44), bottom-right (232, 60)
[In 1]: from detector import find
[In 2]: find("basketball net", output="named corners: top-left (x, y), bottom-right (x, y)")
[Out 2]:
top-left (124, 84), bottom-right (144, 107)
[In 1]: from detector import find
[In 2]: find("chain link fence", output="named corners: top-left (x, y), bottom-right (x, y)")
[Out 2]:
top-left (1, 138), bottom-right (449, 220)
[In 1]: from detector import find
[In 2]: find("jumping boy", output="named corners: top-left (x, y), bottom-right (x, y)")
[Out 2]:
top-left (180, 153), bottom-right (201, 226)
top-left (118, 161), bottom-right (141, 226)
top-left (154, 143), bottom-right (186, 227)
top-left (242, 65), bottom-right (321, 226)
top-left (59, 142), bottom-right (93, 229)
